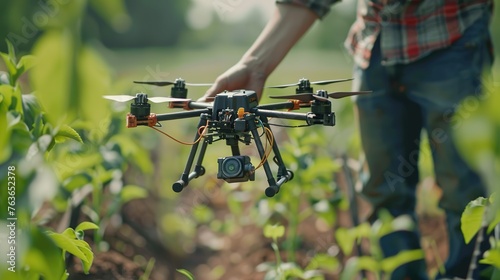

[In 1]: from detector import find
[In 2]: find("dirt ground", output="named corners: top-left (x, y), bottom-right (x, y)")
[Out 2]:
top-left (67, 175), bottom-right (448, 280)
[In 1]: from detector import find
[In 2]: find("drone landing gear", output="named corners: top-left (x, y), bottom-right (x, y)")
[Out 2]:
top-left (246, 114), bottom-right (293, 197)
top-left (171, 113), bottom-right (293, 197)
top-left (172, 115), bottom-right (210, 193)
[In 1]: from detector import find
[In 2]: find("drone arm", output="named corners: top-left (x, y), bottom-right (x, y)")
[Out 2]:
top-left (187, 101), bottom-right (214, 110)
top-left (256, 101), bottom-right (300, 111)
top-left (256, 109), bottom-right (315, 123)
top-left (155, 108), bottom-right (210, 122)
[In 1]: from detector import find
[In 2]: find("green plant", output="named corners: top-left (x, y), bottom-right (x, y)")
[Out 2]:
top-left (453, 81), bottom-right (500, 278)
top-left (335, 211), bottom-right (425, 279)
top-left (177, 268), bottom-right (195, 280)
top-left (47, 222), bottom-right (99, 275)
top-left (0, 41), bottom-right (95, 279)
top-left (0, 1), bottom-right (151, 277)
top-left (258, 224), bottom-right (339, 280)
top-left (460, 194), bottom-right (500, 278)
top-left (254, 127), bottom-right (343, 262)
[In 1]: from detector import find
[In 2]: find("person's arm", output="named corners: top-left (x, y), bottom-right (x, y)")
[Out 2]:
top-left (199, 4), bottom-right (319, 101)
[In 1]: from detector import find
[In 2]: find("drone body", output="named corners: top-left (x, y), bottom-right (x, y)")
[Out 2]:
top-left (103, 78), bottom-right (369, 197)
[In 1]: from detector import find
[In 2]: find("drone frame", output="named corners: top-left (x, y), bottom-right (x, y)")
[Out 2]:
top-left (123, 89), bottom-right (335, 197)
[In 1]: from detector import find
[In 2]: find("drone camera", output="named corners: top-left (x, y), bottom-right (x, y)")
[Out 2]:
top-left (217, 155), bottom-right (255, 183)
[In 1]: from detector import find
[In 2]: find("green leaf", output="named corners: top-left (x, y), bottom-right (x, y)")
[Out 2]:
top-left (61, 227), bottom-right (77, 239)
top-left (31, 31), bottom-right (73, 124)
top-left (17, 54), bottom-right (36, 73)
top-left (192, 204), bottom-right (215, 224)
top-left (76, 242), bottom-right (94, 274)
top-left (77, 46), bottom-right (111, 125)
top-left (355, 256), bottom-right (380, 272)
top-left (63, 173), bottom-right (92, 191)
top-left (176, 269), bottom-right (195, 280)
top-left (381, 249), bottom-right (425, 274)
top-left (335, 227), bottom-right (355, 255)
top-left (22, 94), bottom-right (44, 130)
top-left (263, 224), bottom-right (285, 240)
top-left (47, 231), bottom-right (89, 262)
top-left (121, 185), bottom-right (148, 204)
top-left (280, 262), bottom-right (304, 278)
top-left (480, 248), bottom-right (500, 268)
top-left (22, 226), bottom-right (66, 280)
top-left (6, 39), bottom-right (16, 64)
top-left (0, 84), bottom-right (14, 109)
top-left (75, 221), bottom-right (99, 232)
top-left (461, 197), bottom-right (488, 244)
top-left (306, 254), bottom-right (339, 272)
top-left (52, 152), bottom-right (102, 180)
top-left (55, 124), bottom-right (83, 143)
top-left (0, 50), bottom-right (16, 83)
top-left (340, 256), bottom-right (378, 280)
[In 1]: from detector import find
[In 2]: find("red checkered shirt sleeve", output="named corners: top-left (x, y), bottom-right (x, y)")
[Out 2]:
top-left (276, 0), bottom-right (341, 19)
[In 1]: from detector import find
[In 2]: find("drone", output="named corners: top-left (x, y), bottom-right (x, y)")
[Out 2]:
top-left (104, 78), bottom-right (369, 197)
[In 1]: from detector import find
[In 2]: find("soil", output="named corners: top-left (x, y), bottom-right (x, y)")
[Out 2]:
top-left (67, 173), bottom-right (449, 280)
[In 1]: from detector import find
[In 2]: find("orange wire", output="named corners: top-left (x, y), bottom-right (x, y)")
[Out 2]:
top-left (150, 120), bottom-right (209, 145)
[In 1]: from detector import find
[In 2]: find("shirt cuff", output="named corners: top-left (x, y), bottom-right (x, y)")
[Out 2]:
top-left (276, 0), bottom-right (339, 19)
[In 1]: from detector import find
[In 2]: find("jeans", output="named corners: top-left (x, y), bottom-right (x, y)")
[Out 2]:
top-left (352, 13), bottom-right (493, 279)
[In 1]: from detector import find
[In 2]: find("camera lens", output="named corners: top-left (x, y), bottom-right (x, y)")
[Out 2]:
top-left (221, 157), bottom-right (242, 178)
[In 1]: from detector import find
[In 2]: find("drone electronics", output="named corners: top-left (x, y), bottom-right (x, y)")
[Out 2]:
top-left (104, 78), bottom-right (369, 197)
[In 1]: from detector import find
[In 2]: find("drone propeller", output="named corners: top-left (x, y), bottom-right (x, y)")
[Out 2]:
top-left (103, 95), bottom-right (136, 102)
top-left (103, 95), bottom-right (189, 103)
top-left (133, 80), bottom-right (213, 87)
top-left (268, 78), bottom-right (354, 89)
top-left (269, 91), bottom-right (371, 102)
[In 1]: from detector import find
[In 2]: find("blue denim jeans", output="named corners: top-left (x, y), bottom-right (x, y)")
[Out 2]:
top-left (352, 13), bottom-right (493, 279)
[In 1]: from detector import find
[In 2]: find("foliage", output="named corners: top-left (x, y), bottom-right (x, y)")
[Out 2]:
top-left (335, 211), bottom-right (424, 279)
top-left (254, 126), bottom-right (343, 261)
top-left (454, 81), bottom-right (500, 275)
top-left (47, 222), bottom-right (99, 274)
top-left (259, 223), bottom-right (338, 280)
top-left (461, 194), bottom-right (500, 269)
top-left (177, 268), bottom-right (195, 280)
top-left (0, 0), bottom-right (190, 53)
top-left (0, 0), bottom-right (156, 278)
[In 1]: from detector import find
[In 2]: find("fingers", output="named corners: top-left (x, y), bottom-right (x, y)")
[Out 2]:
top-left (198, 77), bottom-right (226, 102)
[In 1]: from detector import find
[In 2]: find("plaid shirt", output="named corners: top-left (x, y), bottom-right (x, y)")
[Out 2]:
top-left (276, 0), bottom-right (493, 68)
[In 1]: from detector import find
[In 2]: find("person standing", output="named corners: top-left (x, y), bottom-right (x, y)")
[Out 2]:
top-left (199, 1), bottom-right (494, 278)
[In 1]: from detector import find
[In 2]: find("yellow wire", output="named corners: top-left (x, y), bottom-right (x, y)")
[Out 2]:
top-left (256, 126), bottom-right (274, 170)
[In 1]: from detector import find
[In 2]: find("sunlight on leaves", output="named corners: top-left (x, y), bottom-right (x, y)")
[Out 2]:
top-left (263, 224), bottom-right (285, 240)
top-left (381, 249), bottom-right (425, 274)
top-left (461, 196), bottom-right (488, 244)
top-left (31, 31), bottom-right (72, 125)
top-left (120, 185), bottom-right (148, 204)
top-left (177, 268), bottom-right (195, 280)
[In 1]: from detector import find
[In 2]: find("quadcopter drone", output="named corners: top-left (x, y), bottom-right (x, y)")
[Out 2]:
top-left (104, 78), bottom-right (369, 197)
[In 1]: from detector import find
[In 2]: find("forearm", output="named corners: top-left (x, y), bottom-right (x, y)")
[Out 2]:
top-left (239, 4), bottom-right (319, 77)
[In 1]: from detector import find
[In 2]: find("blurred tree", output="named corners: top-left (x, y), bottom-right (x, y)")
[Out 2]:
top-left (85, 0), bottom-right (189, 48)
top-left (0, 0), bottom-right (189, 53)
top-left (0, 0), bottom-right (39, 53)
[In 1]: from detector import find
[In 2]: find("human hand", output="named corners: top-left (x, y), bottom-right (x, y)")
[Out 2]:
top-left (198, 62), bottom-right (267, 102)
